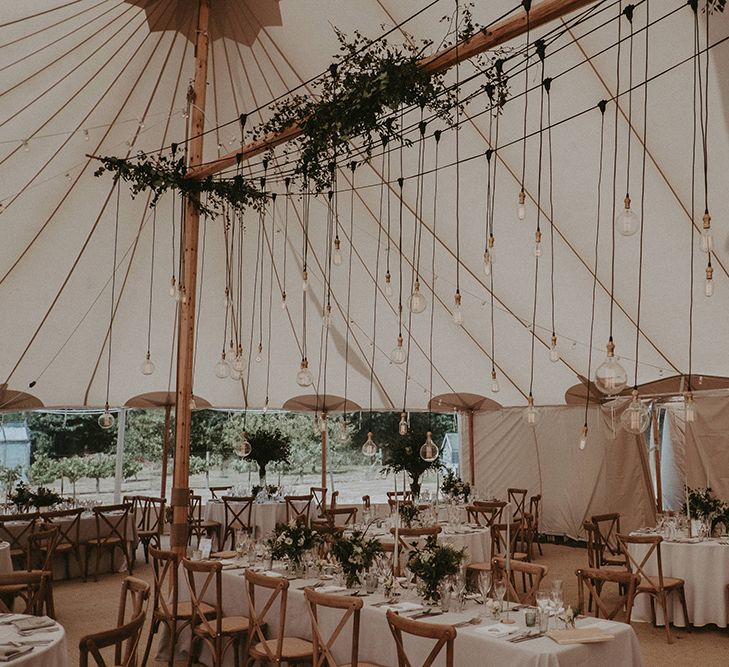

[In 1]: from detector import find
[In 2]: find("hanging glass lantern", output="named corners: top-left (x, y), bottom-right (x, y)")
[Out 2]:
top-left (141, 352), bottom-right (155, 376)
top-left (390, 335), bottom-right (406, 365)
top-left (616, 195), bottom-right (639, 237)
top-left (409, 281), bottom-right (427, 314)
top-left (594, 340), bottom-right (628, 395)
top-left (236, 432), bottom-right (252, 458)
top-left (620, 390), bottom-right (650, 434)
top-left (398, 412), bottom-right (408, 436)
top-left (296, 358), bottom-right (313, 387)
top-left (98, 405), bottom-right (115, 430)
top-left (420, 431), bottom-right (439, 462)
top-left (522, 395), bottom-right (540, 427)
top-left (215, 352), bottom-right (230, 379)
top-left (361, 431), bottom-right (377, 457)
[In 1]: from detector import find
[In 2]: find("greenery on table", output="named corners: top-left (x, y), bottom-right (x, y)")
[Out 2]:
top-left (251, 484), bottom-right (279, 498)
top-left (0, 466), bottom-right (22, 504)
top-left (9, 482), bottom-right (63, 511)
top-left (330, 529), bottom-right (383, 588)
top-left (267, 522), bottom-right (319, 564)
top-left (246, 428), bottom-right (291, 486)
top-left (407, 534), bottom-right (466, 604)
top-left (682, 486), bottom-right (725, 521)
top-left (441, 470), bottom-right (470, 502)
top-left (399, 503), bottom-right (420, 528)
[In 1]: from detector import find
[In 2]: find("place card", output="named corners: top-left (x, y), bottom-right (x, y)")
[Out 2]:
top-left (199, 538), bottom-right (212, 560)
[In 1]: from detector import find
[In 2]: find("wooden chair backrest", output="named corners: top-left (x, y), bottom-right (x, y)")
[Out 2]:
top-left (93, 503), bottom-right (131, 547)
top-left (328, 507), bottom-right (358, 527)
top-left (245, 570), bottom-right (290, 663)
top-left (0, 571), bottom-right (47, 615)
top-left (148, 546), bottom-right (179, 621)
top-left (310, 487), bottom-right (328, 516)
top-left (116, 577), bottom-right (150, 666)
top-left (182, 558), bottom-right (223, 638)
top-left (529, 495), bottom-right (541, 527)
top-left (576, 567), bottom-right (640, 622)
top-left (188, 495), bottom-right (203, 524)
top-left (617, 533), bottom-right (666, 592)
top-left (388, 498), bottom-right (415, 513)
top-left (40, 508), bottom-right (82, 547)
top-left (330, 491), bottom-right (340, 512)
top-left (208, 486), bottom-right (229, 500)
top-left (138, 496), bottom-right (166, 535)
top-left (305, 588), bottom-right (363, 667)
top-left (591, 513), bottom-right (622, 564)
top-left (0, 512), bottom-right (38, 553)
top-left (491, 557), bottom-right (547, 605)
top-left (507, 489), bottom-right (528, 520)
top-left (79, 611), bottom-right (146, 667)
top-left (362, 495), bottom-right (371, 510)
top-left (465, 503), bottom-right (503, 528)
top-left (285, 495), bottom-right (313, 526)
top-left (583, 520), bottom-right (598, 568)
top-left (390, 526), bottom-right (441, 552)
top-left (222, 496), bottom-right (254, 534)
top-left (386, 610), bottom-right (456, 667)
top-left (490, 522), bottom-right (522, 558)
top-left (27, 525), bottom-right (59, 572)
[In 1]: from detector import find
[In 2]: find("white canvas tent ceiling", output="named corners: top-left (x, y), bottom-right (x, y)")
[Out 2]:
top-left (1, 0), bottom-right (728, 412)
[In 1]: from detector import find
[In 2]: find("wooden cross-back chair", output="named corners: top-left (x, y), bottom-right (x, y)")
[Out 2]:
top-left (576, 567), bottom-right (640, 624)
top-left (221, 496), bottom-right (254, 549)
top-left (26, 525), bottom-right (59, 617)
top-left (386, 491), bottom-right (412, 514)
top-left (188, 494), bottom-right (222, 548)
top-left (491, 522), bottom-right (528, 562)
top-left (285, 494), bottom-right (313, 527)
top-left (386, 610), bottom-right (456, 667)
top-left (310, 487), bottom-right (328, 517)
top-left (136, 496), bottom-right (165, 564)
top-left (583, 521), bottom-right (598, 568)
top-left (617, 533), bottom-right (690, 644)
top-left (305, 587), bottom-right (387, 667)
top-left (183, 558), bottom-right (249, 667)
top-left (0, 571), bottom-right (48, 616)
top-left (506, 489), bottom-right (528, 521)
top-left (528, 495), bottom-right (543, 557)
top-left (208, 486), bottom-right (230, 500)
top-left (490, 557), bottom-right (548, 605)
top-left (79, 611), bottom-right (147, 667)
top-left (389, 526), bottom-right (441, 576)
top-left (0, 512), bottom-right (38, 568)
top-left (465, 502), bottom-right (505, 528)
top-left (244, 569), bottom-right (313, 666)
top-left (590, 513), bottom-right (625, 567)
top-left (116, 576), bottom-right (150, 666)
top-left (86, 503), bottom-right (134, 581)
top-left (41, 507), bottom-right (84, 580)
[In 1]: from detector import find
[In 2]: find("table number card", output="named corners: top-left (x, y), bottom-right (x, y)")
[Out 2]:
top-left (199, 538), bottom-right (212, 560)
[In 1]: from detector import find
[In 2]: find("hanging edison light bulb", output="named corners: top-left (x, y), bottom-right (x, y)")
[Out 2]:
top-left (333, 237), bottom-right (342, 266)
top-left (594, 340), bottom-right (628, 395)
top-left (280, 291), bottom-right (287, 310)
top-left (141, 352), bottom-right (155, 376)
top-left (385, 270), bottom-right (393, 297)
top-left (98, 405), bottom-right (115, 430)
top-left (231, 347), bottom-right (245, 379)
top-left (236, 432), bottom-right (252, 457)
top-left (390, 335), bottom-right (406, 365)
top-left (322, 304), bottom-right (333, 329)
top-left (169, 276), bottom-right (177, 298)
top-left (420, 431), bottom-right (439, 462)
top-left (189, 396), bottom-right (197, 410)
top-left (339, 419), bottom-right (349, 443)
top-left (700, 211), bottom-right (713, 252)
top-left (452, 292), bottom-right (464, 326)
top-left (409, 281), bottom-right (427, 314)
top-left (517, 189), bottom-right (526, 221)
top-left (617, 195), bottom-right (639, 237)
top-left (215, 352), bottom-right (230, 379)
top-left (549, 335), bottom-right (560, 362)
top-left (296, 358), bottom-right (313, 387)
top-left (579, 425), bottom-right (588, 450)
top-left (361, 431), bottom-right (377, 457)
top-left (255, 343), bottom-right (263, 363)
top-left (490, 370), bottom-right (500, 393)
top-left (522, 395), bottom-right (540, 427)
top-left (684, 391), bottom-right (696, 423)
top-left (534, 229), bottom-right (542, 257)
top-left (398, 412), bottom-right (408, 436)
top-left (620, 390), bottom-right (650, 434)
top-left (302, 269), bottom-right (309, 292)
top-left (483, 248), bottom-right (492, 276)
top-left (704, 264), bottom-right (714, 297)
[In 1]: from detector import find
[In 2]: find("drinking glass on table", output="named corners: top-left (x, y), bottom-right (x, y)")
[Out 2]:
top-left (438, 580), bottom-right (452, 613)
top-left (453, 572), bottom-right (467, 612)
top-left (493, 577), bottom-right (506, 613)
top-left (478, 572), bottom-right (492, 615)
top-left (536, 590), bottom-right (550, 613)
top-left (550, 580), bottom-right (564, 613)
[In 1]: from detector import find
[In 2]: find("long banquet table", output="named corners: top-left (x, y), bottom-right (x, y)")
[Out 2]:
top-left (160, 565), bottom-right (643, 667)
top-left (628, 537), bottom-right (729, 627)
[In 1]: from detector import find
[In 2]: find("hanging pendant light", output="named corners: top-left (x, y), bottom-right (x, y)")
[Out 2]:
top-left (255, 343), bottom-right (263, 363)
top-left (390, 335), bottom-right (406, 365)
top-left (141, 352), bottom-right (155, 376)
top-left (620, 389), bottom-right (650, 434)
top-left (700, 211), bottom-right (713, 252)
top-left (684, 391), bottom-right (696, 423)
top-left (322, 304), bottom-right (333, 329)
top-left (490, 370), bottom-right (500, 393)
top-left (296, 358), bottom-right (313, 387)
top-left (594, 340), bottom-right (628, 395)
top-left (98, 404), bottom-right (115, 430)
top-left (280, 291), bottom-right (287, 310)
top-left (579, 424), bottom-right (588, 450)
top-left (409, 281), bottom-right (427, 314)
top-left (534, 229), bottom-right (542, 257)
top-left (384, 271), bottom-right (393, 297)
top-left (215, 352), bottom-right (230, 379)
top-left (452, 291), bottom-right (464, 326)
top-left (523, 394), bottom-right (540, 427)
top-left (483, 248), bottom-right (492, 276)
top-left (361, 431), bottom-right (377, 457)
top-left (339, 419), bottom-right (349, 443)
top-left (169, 276), bottom-right (177, 298)
top-left (302, 269), bottom-right (309, 292)
top-left (517, 189), bottom-right (526, 221)
top-left (236, 432), bottom-right (252, 458)
top-left (704, 264), bottom-right (714, 297)
top-left (333, 236), bottom-right (342, 266)
top-left (398, 411), bottom-right (408, 436)
top-left (616, 195), bottom-right (639, 236)
top-left (420, 431), bottom-right (439, 462)
top-left (549, 334), bottom-right (560, 362)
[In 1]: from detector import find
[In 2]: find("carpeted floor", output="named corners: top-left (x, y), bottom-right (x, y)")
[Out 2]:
top-left (54, 542), bottom-right (727, 666)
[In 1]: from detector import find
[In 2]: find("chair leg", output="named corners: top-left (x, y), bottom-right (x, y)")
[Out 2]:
top-left (127, 541), bottom-right (134, 575)
top-left (46, 579), bottom-right (55, 619)
top-left (678, 587), bottom-right (691, 632)
top-left (659, 592), bottom-right (673, 644)
top-left (84, 545), bottom-right (90, 582)
top-left (141, 617), bottom-right (158, 667)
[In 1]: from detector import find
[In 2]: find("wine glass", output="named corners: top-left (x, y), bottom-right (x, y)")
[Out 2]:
top-left (453, 572), bottom-right (467, 612)
top-left (478, 571), bottom-right (492, 615)
top-left (493, 577), bottom-right (506, 613)
top-left (536, 590), bottom-right (550, 612)
top-left (550, 580), bottom-right (564, 614)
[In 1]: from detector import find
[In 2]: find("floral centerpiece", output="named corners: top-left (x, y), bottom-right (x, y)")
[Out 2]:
top-left (9, 483), bottom-right (64, 511)
top-left (251, 484), bottom-right (279, 498)
top-left (330, 530), bottom-right (383, 588)
top-left (441, 470), bottom-right (471, 503)
top-left (399, 504), bottom-right (420, 528)
top-left (266, 522), bottom-right (319, 566)
top-left (682, 486), bottom-right (727, 535)
top-left (407, 535), bottom-right (466, 604)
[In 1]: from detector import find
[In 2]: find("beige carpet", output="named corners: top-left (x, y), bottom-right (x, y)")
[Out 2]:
top-left (54, 543), bottom-right (727, 666)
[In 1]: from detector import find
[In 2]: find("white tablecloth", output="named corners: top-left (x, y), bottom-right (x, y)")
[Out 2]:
top-left (0, 616), bottom-right (68, 667)
top-left (204, 501), bottom-right (288, 541)
top-left (0, 542), bottom-right (12, 574)
top-left (161, 568), bottom-right (642, 667)
top-left (629, 538), bottom-right (729, 627)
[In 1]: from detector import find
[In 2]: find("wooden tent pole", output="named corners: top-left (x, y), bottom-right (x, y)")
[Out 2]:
top-left (652, 409), bottom-right (663, 513)
top-left (467, 410), bottom-right (476, 487)
top-left (161, 404), bottom-right (171, 500)
top-left (187, 0), bottom-right (596, 180)
top-left (170, 0), bottom-right (210, 556)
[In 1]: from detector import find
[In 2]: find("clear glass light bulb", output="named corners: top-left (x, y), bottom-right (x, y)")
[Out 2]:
top-left (398, 412), bottom-right (408, 436)
top-left (281, 294), bottom-right (287, 310)
top-left (617, 195), bottom-right (639, 236)
top-left (517, 189), bottom-right (526, 221)
top-left (255, 344), bottom-right (263, 363)
top-left (409, 283), bottom-right (427, 314)
top-left (141, 353), bottom-right (155, 376)
top-left (215, 354), bottom-right (230, 379)
top-left (385, 271), bottom-right (393, 297)
top-left (620, 390), bottom-right (650, 434)
top-left (452, 293), bottom-right (463, 326)
top-left (523, 396), bottom-right (540, 427)
top-left (685, 392), bottom-right (696, 423)
top-left (705, 265), bottom-right (714, 297)
top-left (362, 431), bottom-right (377, 457)
top-left (701, 229), bottom-right (713, 253)
top-left (302, 277), bottom-right (308, 292)
top-left (339, 420), bottom-right (349, 443)
top-left (169, 277), bottom-right (176, 297)
top-left (483, 249), bottom-right (492, 276)
top-left (232, 354), bottom-right (245, 374)
top-left (322, 306), bottom-right (333, 328)
top-left (98, 409), bottom-right (115, 430)
top-left (549, 335), bottom-right (560, 363)
top-left (22, 140), bottom-right (30, 152)
top-left (390, 337), bottom-right (406, 365)
top-left (296, 359), bottom-right (313, 387)
top-left (490, 371), bottom-right (500, 393)
top-left (534, 230), bottom-right (542, 258)
top-left (594, 342), bottom-right (628, 395)
top-left (237, 433), bottom-right (252, 458)
top-left (579, 425), bottom-right (588, 450)
top-left (333, 238), bottom-right (342, 266)
top-left (420, 431), bottom-right (439, 462)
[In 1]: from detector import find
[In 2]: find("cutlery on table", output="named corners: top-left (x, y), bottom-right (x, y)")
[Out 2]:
top-left (509, 632), bottom-right (545, 643)
top-left (410, 610), bottom-right (443, 620)
top-left (453, 617), bottom-right (482, 628)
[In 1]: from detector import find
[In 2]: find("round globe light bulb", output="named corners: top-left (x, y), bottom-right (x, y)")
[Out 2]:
top-left (237, 433), bottom-right (252, 458)
top-left (98, 410), bottom-right (115, 430)
top-left (390, 338), bottom-right (406, 365)
top-left (362, 431), bottom-right (377, 457)
top-left (215, 355), bottom-right (230, 379)
top-left (409, 288), bottom-right (427, 314)
top-left (617, 201), bottom-right (639, 237)
top-left (296, 360), bottom-right (313, 387)
top-left (594, 347), bottom-right (628, 395)
top-left (620, 391), bottom-right (650, 434)
top-left (420, 432), bottom-right (439, 462)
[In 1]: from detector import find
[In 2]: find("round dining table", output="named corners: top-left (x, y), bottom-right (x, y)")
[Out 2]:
top-left (0, 615), bottom-right (68, 667)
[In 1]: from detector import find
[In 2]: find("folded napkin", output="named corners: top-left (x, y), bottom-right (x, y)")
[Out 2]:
top-left (383, 602), bottom-right (423, 613)
top-left (476, 623), bottom-right (521, 639)
top-left (12, 617), bottom-right (55, 632)
top-left (0, 645), bottom-right (33, 662)
top-left (316, 585), bottom-right (347, 594)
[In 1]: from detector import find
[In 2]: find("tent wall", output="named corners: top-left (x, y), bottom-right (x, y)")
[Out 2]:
top-left (465, 405), bottom-right (656, 539)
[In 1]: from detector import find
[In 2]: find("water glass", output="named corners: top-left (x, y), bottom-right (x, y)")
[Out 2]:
top-left (525, 610), bottom-right (537, 627)
top-left (438, 581), bottom-right (452, 613)
top-left (537, 608), bottom-right (550, 633)
top-left (493, 578), bottom-right (506, 612)
top-left (550, 580), bottom-right (564, 612)
top-left (536, 590), bottom-right (550, 612)
top-left (478, 571), bottom-right (492, 604)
